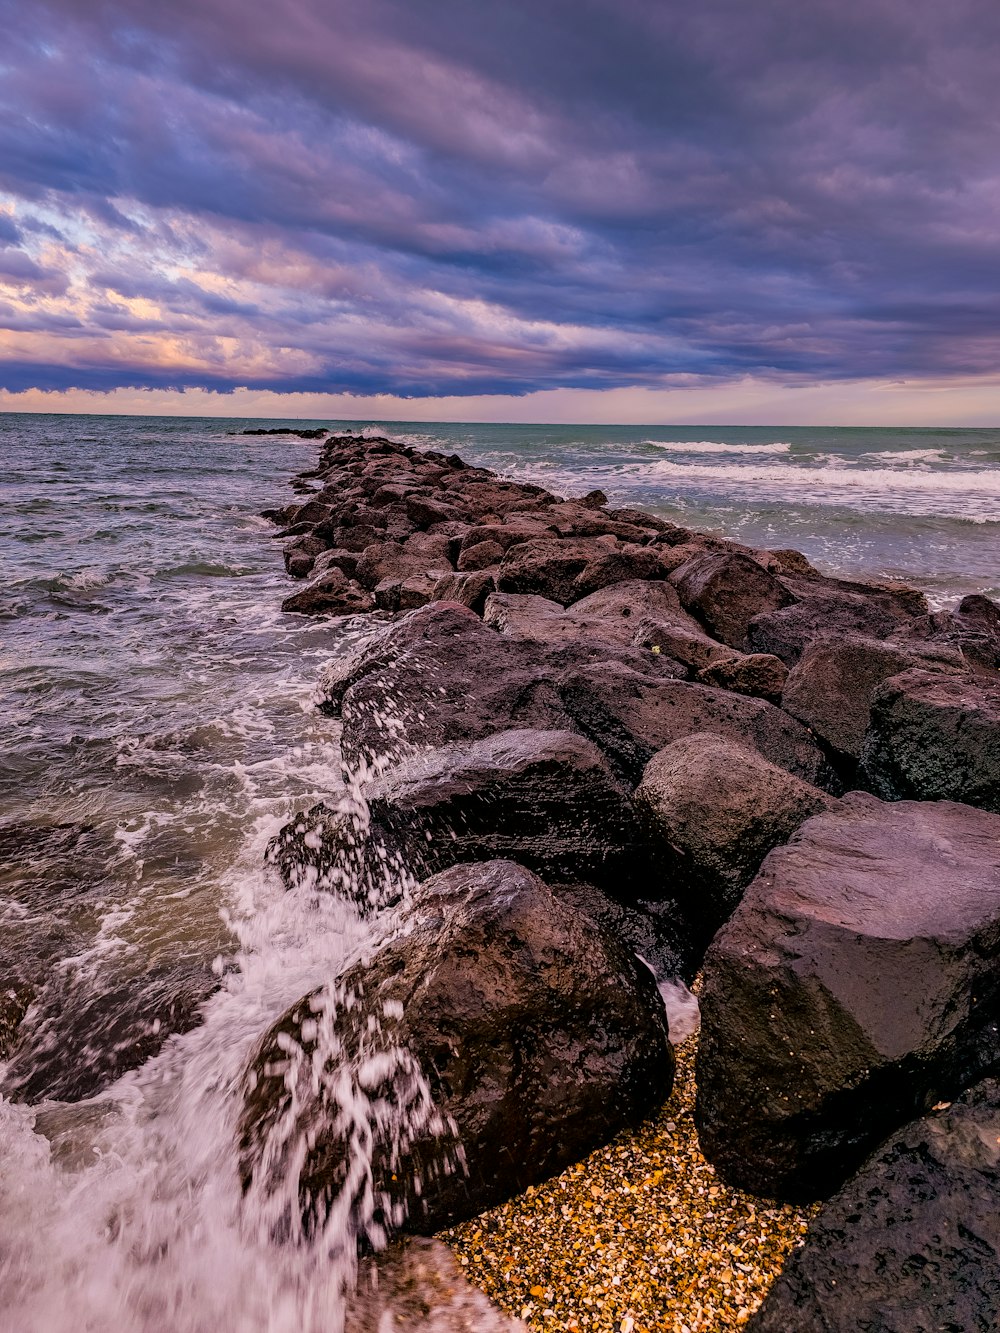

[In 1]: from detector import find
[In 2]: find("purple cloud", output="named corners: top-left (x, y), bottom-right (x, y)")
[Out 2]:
top-left (3, 0), bottom-right (1000, 395)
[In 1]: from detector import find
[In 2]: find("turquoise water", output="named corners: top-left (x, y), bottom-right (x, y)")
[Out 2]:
top-left (0, 409), bottom-right (996, 1330)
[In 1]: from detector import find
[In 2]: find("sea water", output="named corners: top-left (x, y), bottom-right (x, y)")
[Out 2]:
top-left (0, 411), bottom-right (997, 1330)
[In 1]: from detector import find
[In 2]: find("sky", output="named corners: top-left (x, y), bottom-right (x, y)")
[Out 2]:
top-left (3, 0), bottom-right (1000, 424)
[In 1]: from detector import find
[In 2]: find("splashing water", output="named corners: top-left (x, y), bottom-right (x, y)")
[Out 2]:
top-left (0, 415), bottom-right (466, 1332)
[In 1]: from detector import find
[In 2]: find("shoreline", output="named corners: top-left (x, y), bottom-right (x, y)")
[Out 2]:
top-left (256, 427), bottom-right (1000, 1330)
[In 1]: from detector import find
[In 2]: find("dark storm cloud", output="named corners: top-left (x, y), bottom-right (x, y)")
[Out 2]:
top-left (3, 0), bottom-right (1000, 394)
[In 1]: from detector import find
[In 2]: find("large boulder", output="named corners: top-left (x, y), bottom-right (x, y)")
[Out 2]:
top-left (747, 577), bottom-right (926, 665)
top-left (671, 551), bottom-right (793, 649)
top-left (281, 567), bottom-right (375, 616)
top-left (750, 1077), bottom-right (1000, 1333)
top-left (496, 538), bottom-right (613, 605)
top-left (696, 794), bottom-right (1000, 1201)
top-left (780, 634), bottom-right (961, 764)
top-left (558, 661), bottom-right (839, 790)
top-left (897, 592), bottom-right (1000, 676)
top-left (329, 602), bottom-right (685, 773)
top-left (634, 734), bottom-right (833, 931)
top-left (861, 668), bottom-right (1000, 812)
top-left (365, 728), bottom-right (660, 896)
top-left (238, 860), bottom-right (674, 1240)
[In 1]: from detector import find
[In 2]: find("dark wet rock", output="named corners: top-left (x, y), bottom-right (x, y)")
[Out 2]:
top-left (2, 959), bottom-right (219, 1103)
top-left (781, 634), bottom-right (960, 766)
top-left (239, 859), bottom-right (674, 1240)
top-left (750, 1077), bottom-right (1000, 1333)
top-left (497, 538), bottom-right (611, 605)
top-left (635, 734), bottom-right (833, 931)
top-left (244, 426), bottom-right (329, 439)
top-left (672, 551), bottom-right (794, 650)
top-left (281, 567), bottom-right (375, 616)
top-left (332, 604), bottom-right (574, 768)
top-left (747, 576), bottom-right (927, 665)
top-left (283, 535), bottom-right (326, 579)
top-left (363, 728), bottom-right (662, 897)
top-left (558, 661), bottom-right (838, 790)
top-left (861, 668), bottom-right (1000, 812)
top-left (694, 652), bottom-right (788, 704)
top-left (553, 882), bottom-right (697, 985)
top-left (266, 799), bottom-right (408, 914)
top-left (696, 793), bottom-right (1000, 1201)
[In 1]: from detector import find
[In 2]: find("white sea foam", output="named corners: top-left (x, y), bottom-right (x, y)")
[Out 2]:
top-left (860, 448), bottom-right (949, 465)
top-left (637, 458), bottom-right (1000, 521)
top-left (643, 439), bottom-right (792, 456)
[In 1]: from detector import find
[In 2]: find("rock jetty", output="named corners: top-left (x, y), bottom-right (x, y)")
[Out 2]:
top-left (245, 430), bottom-right (1000, 1329)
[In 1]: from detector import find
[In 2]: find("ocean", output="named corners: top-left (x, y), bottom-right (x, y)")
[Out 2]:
top-left (0, 410), bottom-right (997, 1330)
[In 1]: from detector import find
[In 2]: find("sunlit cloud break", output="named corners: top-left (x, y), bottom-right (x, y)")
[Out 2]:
top-left (3, 0), bottom-right (1000, 418)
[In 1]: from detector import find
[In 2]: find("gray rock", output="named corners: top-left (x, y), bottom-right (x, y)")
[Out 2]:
top-left (750, 1077), bottom-right (1000, 1333)
top-left (238, 860), bottom-right (674, 1239)
top-left (696, 793), bottom-right (1000, 1200)
top-left (861, 669), bottom-right (1000, 812)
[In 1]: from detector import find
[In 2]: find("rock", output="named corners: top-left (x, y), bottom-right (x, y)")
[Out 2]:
top-left (457, 540), bottom-right (504, 571)
top-left (570, 545), bottom-right (666, 599)
top-left (635, 734), bottom-right (832, 930)
top-left (696, 793), bottom-right (1000, 1200)
top-left (310, 547), bottom-right (360, 581)
top-left (695, 652), bottom-right (788, 704)
top-left (552, 882), bottom-right (698, 984)
top-left (750, 1077), bottom-right (1000, 1333)
top-left (558, 661), bottom-right (839, 790)
top-left (497, 538), bottom-right (609, 605)
top-left (897, 597), bottom-right (1000, 676)
top-left (355, 540), bottom-right (435, 591)
top-left (363, 728), bottom-right (661, 897)
top-left (335, 604), bottom-right (575, 769)
top-left (284, 535), bottom-right (326, 579)
top-left (780, 634), bottom-right (933, 764)
top-left (429, 571), bottom-right (496, 614)
top-left (672, 551), bottom-right (794, 650)
top-left (374, 572), bottom-right (445, 612)
top-left (2, 959), bottom-right (219, 1103)
top-left (281, 567), bottom-right (375, 616)
top-left (747, 577), bottom-right (926, 665)
top-left (861, 668), bottom-right (1000, 812)
top-left (238, 860), bottom-right (674, 1239)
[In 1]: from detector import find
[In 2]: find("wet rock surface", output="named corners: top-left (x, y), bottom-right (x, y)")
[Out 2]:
top-left (861, 667), bottom-right (1000, 811)
top-left (239, 860), bottom-right (674, 1238)
top-left (635, 733), bottom-right (833, 932)
top-left (751, 1077), bottom-right (1000, 1333)
top-left (696, 793), bottom-right (1000, 1201)
top-left (258, 431), bottom-right (1000, 1323)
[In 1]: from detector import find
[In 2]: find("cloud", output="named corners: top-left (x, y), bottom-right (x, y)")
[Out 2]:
top-left (3, 0), bottom-right (1000, 399)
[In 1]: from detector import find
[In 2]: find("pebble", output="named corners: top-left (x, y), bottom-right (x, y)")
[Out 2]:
top-left (441, 1038), bottom-right (815, 1331)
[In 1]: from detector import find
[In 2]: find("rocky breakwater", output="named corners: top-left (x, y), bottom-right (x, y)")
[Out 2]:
top-left (246, 430), bottom-right (1000, 1328)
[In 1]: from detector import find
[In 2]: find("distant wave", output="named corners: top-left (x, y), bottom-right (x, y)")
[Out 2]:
top-left (860, 448), bottom-right (949, 466)
top-left (638, 457), bottom-right (1000, 521)
top-left (643, 439), bottom-right (791, 455)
